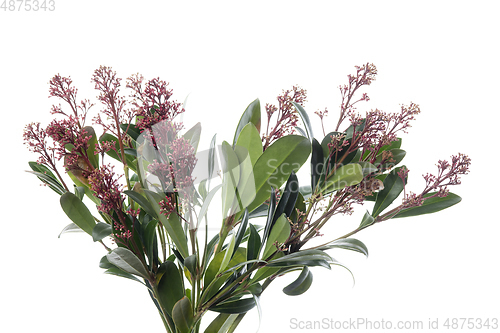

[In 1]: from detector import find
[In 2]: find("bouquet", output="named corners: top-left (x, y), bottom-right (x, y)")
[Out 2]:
top-left (23, 63), bottom-right (470, 333)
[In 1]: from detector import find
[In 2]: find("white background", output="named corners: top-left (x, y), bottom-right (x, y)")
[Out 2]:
top-left (2, 1), bottom-right (499, 332)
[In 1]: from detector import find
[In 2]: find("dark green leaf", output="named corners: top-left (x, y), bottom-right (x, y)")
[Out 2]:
top-left (233, 99), bottom-right (261, 147)
top-left (124, 190), bottom-right (157, 218)
top-left (172, 297), bottom-right (194, 333)
top-left (92, 222), bottom-right (112, 242)
top-left (311, 139), bottom-right (324, 192)
top-left (394, 192), bottom-right (462, 218)
top-left (372, 166), bottom-right (406, 217)
top-left (374, 148), bottom-right (406, 171)
top-left (273, 171), bottom-right (299, 224)
top-left (283, 266), bottom-right (313, 296)
top-left (157, 260), bottom-right (185, 316)
top-left (266, 249), bottom-right (332, 269)
top-left (247, 224), bottom-right (261, 265)
top-left (120, 123), bottom-right (141, 141)
top-left (320, 238), bottom-right (369, 257)
top-left (106, 248), bottom-right (149, 279)
top-left (99, 133), bottom-right (137, 172)
top-left (209, 298), bottom-right (256, 314)
top-left (232, 209), bottom-right (249, 260)
top-left (292, 102), bottom-right (314, 141)
top-left (60, 191), bottom-right (96, 235)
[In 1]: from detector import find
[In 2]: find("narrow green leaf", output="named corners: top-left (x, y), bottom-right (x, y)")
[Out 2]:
top-left (232, 209), bottom-right (249, 260)
top-left (204, 313), bottom-right (238, 333)
top-left (209, 298), bottom-right (256, 314)
top-left (157, 260), bottom-right (185, 316)
top-left (60, 192), bottom-right (96, 235)
top-left (143, 189), bottom-right (189, 258)
top-left (393, 192), bottom-right (462, 218)
top-left (83, 126), bottom-right (99, 169)
top-left (104, 267), bottom-right (146, 285)
top-left (283, 266), bottom-right (313, 296)
top-left (197, 184), bottom-right (223, 228)
top-left (183, 122), bottom-right (202, 153)
top-left (247, 224), bottom-right (262, 264)
top-left (372, 166), bottom-right (406, 217)
top-left (28, 162), bottom-right (66, 195)
top-left (311, 139), bottom-right (324, 192)
top-left (124, 190), bottom-right (157, 218)
top-left (207, 133), bottom-right (217, 190)
top-left (292, 102), bottom-right (314, 141)
top-left (220, 141), bottom-right (241, 218)
top-left (320, 238), bottom-right (369, 257)
top-left (106, 247), bottom-right (149, 279)
top-left (273, 171), bottom-right (299, 223)
top-left (233, 99), bottom-right (261, 147)
top-left (235, 123), bottom-right (262, 166)
top-left (266, 249), bottom-right (332, 269)
top-left (92, 222), bottom-right (112, 242)
top-left (262, 214), bottom-right (291, 259)
top-left (218, 232), bottom-right (236, 274)
top-left (172, 297), bottom-right (194, 333)
top-left (58, 223), bottom-right (83, 238)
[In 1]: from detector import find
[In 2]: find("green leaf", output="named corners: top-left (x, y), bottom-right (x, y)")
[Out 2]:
top-left (183, 122), bottom-right (202, 153)
top-left (374, 148), bottom-right (406, 171)
top-left (209, 298), bottom-right (257, 314)
top-left (99, 133), bottom-right (137, 172)
top-left (157, 260), bottom-right (185, 316)
top-left (273, 171), bottom-right (299, 223)
top-left (235, 123), bottom-right (262, 166)
top-left (120, 123), bottom-right (141, 141)
top-left (292, 102), bottom-right (314, 141)
top-left (357, 161), bottom-right (378, 177)
top-left (218, 232), bottom-right (237, 275)
top-left (247, 224), bottom-right (262, 264)
top-left (233, 209), bottom-right (249, 260)
top-left (321, 163), bottom-right (363, 193)
top-left (262, 214), bottom-right (291, 259)
top-left (104, 267), bottom-right (146, 285)
top-left (204, 248), bottom-right (246, 289)
top-left (143, 189), bottom-right (189, 258)
top-left (92, 222), bottom-right (112, 242)
top-left (172, 297), bottom-right (194, 333)
top-left (283, 266), bottom-right (313, 296)
top-left (372, 166), bottom-right (406, 217)
top-left (28, 162), bottom-right (66, 195)
top-left (106, 247), bottom-right (149, 279)
top-left (320, 238), bottom-right (369, 257)
top-left (58, 223), bottom-right (84, 238)
top-left (207, 133), bottom-right (217, 190)
top-left (394, 192), bottom-right (462, 218)
top-left (197, 184), bottom-right (223, 227)
top-left (204, 313), bottom-right (238, 333)
top-left (83, 126), bottom-right (99, 169)
top-left (59, 192), bottom-right (96, 235)
top-left (233, 99), bottom-right (261, 146)
top-left (311, 139), bottom-right (324, 192)
top-left (359, 210), bottom-right (375, 228)
top-left (220, 141), bottom-right (241, 218)
top-left (124, 190), bottom-right (157, 218)
top-left (247, 135), bottom-right (311, 213)
top-left (266, 249), bottom-right (332, 269)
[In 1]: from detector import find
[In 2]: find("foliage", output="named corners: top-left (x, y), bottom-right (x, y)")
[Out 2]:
top-left (23, 64), bottom-right (471, 333)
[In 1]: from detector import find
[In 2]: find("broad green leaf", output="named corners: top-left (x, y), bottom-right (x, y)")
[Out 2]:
top-left (235, 123), bottom-right (262, 166)
top-left (292, 102), bottom-right (314, 141)
top-left (372, 166), bottom-right (406, 217)
top-left (172, 297), bottom-right (194, 333)
top-left (58, 223), bottom-right (83, 238)
top-left (60, 191), bottom-right (96, 235)
top-left (393, 192), bottom-right (462, 218)
top-left (320, 238), bottom-right (369, 257)
top-left (233, 99), bottom-right (261, 147)
top-left (92, 222), bottom-right (112, 242)
top-left (143, 219), bottom-right (158, 267)
top-left (233, 145), bottom-right (257, 215)
top-left (359, 210), bottom-right (375, 228)
top-left (374, 148), bottom-right (406, 170)
top-left (124, 190), bottom-right (157, 218)
top-left (104, 267), bottom-right (146, 285)
top-left (143, 189), bottom-right (189, 258)
top-left (247, 224), bottom-right (262, 264)
top-left (247, 135), bottom-right (311, 213)
top-left (66, 171), bottom-right (100, 205)
top-left (321, 163), bottom-right (363, 193)
top-left (106, 247), bottom-right (149, 279)
top-left (283, 266), bottom-right (313, 296)
top-left (183, 122), bottom-right (202, 153)
top-left (209, 298), bottom-right (256, 314)
top-left (262, 214), bottom-right (291, 259)
top-left (157, 260), bottom-right (185, 316)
